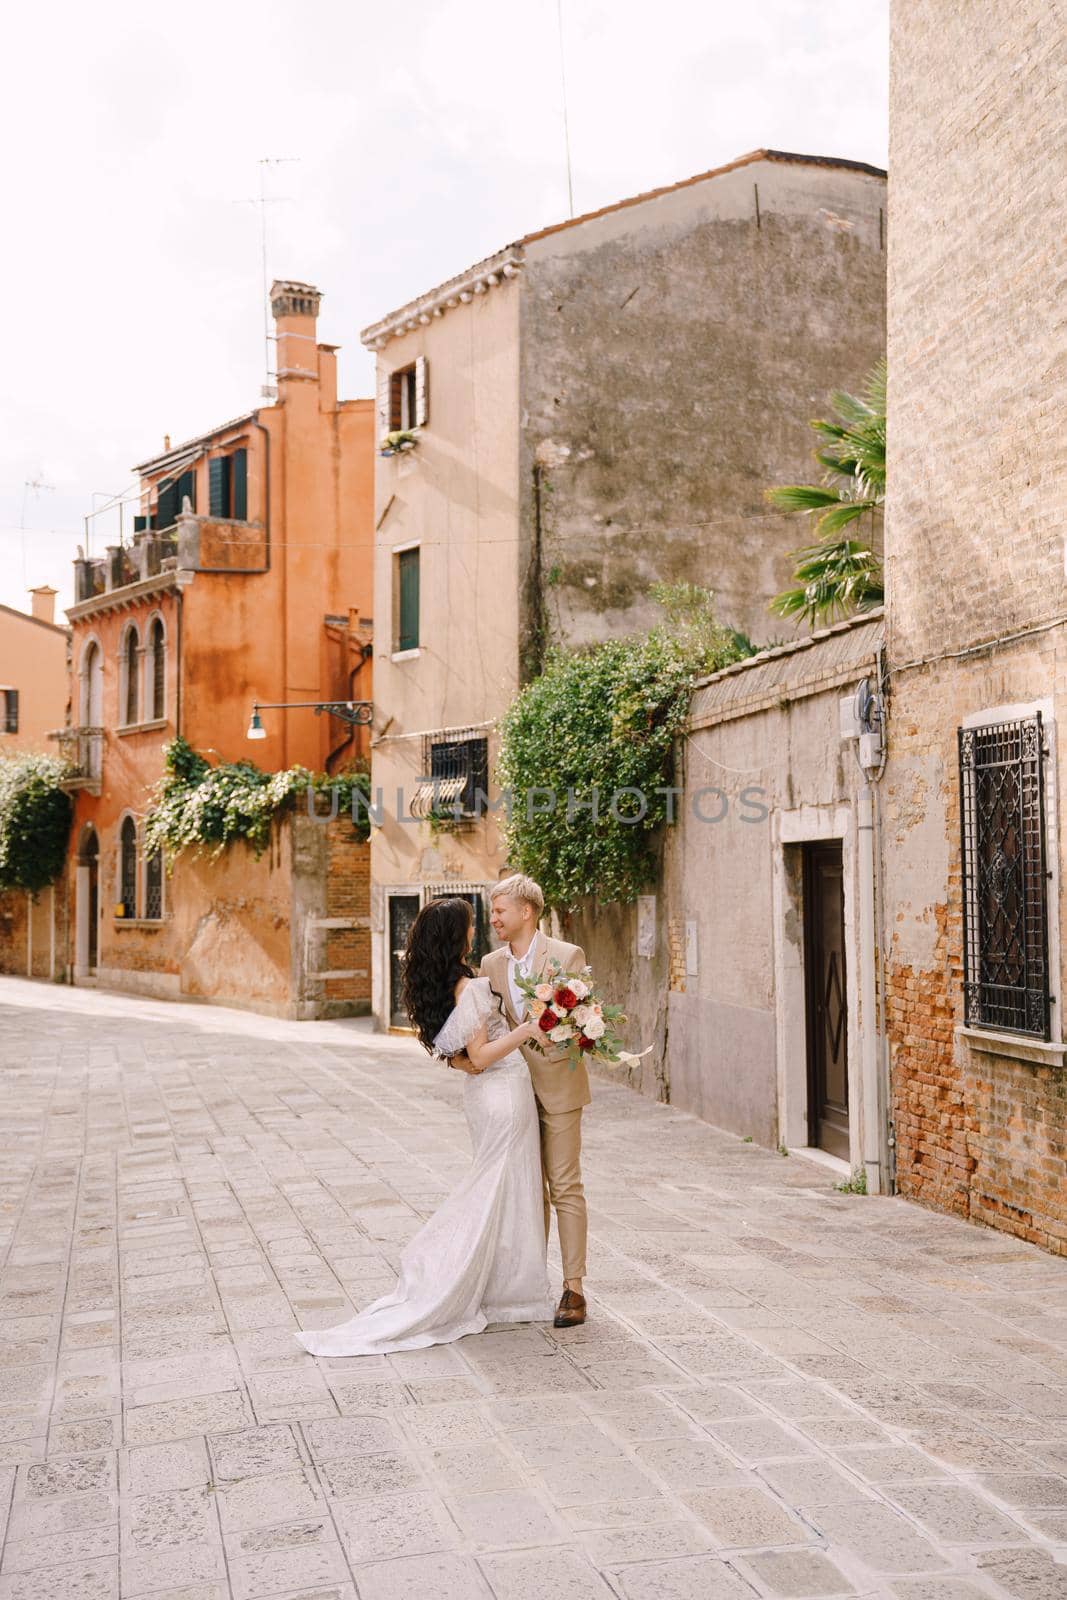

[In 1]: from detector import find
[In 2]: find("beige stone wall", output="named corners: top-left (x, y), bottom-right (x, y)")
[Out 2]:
top-left (884, 0), bottom-right (1067, 1250)
top-left (369, 283), bottom-right (522, 1024)
top-left (521, 155), bottom-right (888, 652)
top-left (886, 4), bottom-right (1065, 665)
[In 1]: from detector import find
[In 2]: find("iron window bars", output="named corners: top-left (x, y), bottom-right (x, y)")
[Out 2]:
top-left (958, 712), bottom-right (1051, 1039)
top-left (410, 732), bottom-right (490, 820)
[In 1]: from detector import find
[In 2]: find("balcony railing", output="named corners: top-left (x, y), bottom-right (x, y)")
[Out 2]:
top-left (51, 727), bottom-right (105, 785)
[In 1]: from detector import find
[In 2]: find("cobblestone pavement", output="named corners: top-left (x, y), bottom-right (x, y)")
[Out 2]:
top-left (1, 979), bottom-right (1067, 1600)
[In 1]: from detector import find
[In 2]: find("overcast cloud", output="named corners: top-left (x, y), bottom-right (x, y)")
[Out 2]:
top-left (0, 0), bottom-right (887, 615)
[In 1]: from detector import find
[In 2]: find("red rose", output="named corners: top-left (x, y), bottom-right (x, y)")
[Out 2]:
top-left (554, 987), bottom-right (578, 1009)
top-left (538, 1010), bottom-right (558, 1033)
top-left (578, 1035), bottom-right (595, 1051)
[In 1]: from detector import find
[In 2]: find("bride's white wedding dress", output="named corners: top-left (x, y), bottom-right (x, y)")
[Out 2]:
top-left (294, 977), bottom-right (553, 1356)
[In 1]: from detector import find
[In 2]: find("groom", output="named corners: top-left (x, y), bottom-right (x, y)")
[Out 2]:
top-left (473, 872), bottom-right (590, 1329)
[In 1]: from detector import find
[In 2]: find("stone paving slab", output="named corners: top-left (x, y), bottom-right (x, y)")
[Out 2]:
top-left (1, 978), bottom-right (1067, 1600)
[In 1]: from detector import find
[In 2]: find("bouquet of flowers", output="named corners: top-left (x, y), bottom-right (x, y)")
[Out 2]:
top-left (515, 957), bottom-right (653, 1071)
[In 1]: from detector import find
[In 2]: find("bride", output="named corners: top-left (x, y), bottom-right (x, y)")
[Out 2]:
top-left (294, 896), bottom-right (555, 1356)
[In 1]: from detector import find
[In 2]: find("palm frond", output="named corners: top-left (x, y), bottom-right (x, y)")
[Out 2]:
top-left (765, 484), bottom-right (844, 513)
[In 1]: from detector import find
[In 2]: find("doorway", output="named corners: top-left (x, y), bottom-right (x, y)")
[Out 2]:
top-left (75, 825), bottom-right (99, 977)
top-left (387, 893), bottom-right (421, 1028)
top-left (803, 840), bottom-right (849, 1158)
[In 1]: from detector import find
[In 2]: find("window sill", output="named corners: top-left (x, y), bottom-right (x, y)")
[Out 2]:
top-left (115, 718), bottom-right (168, 737)
top-left (956, 1024), bottom-right (1066, 1068)
top-left (391, 648), bottom-right (421, 662)
top-left (113, 917), bottom-right (167, 930)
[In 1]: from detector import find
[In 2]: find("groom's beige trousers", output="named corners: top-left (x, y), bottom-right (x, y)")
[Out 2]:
top-left (481, 933), bottom-right (591, 1284)
top-left (536, 1101), bottom-right (587, 1282)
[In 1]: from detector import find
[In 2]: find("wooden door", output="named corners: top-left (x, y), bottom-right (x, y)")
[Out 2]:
top-left (803, 841), bottom-right (849, 1159)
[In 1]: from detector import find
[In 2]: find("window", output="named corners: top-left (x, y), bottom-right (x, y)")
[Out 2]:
top-left (382, 356), bottom-right (429, 432)
top-left (148, 618), bottom-right (165, 720)
top-left (1, 689), bottom-right (17, 734)
top-left (121, 626), bottom-right (140, 726)
top-left (410, 733), bottom-right (489, 820)
top-left (396, 547), bottom-right (420, 651)
top-left (208, 448), bottom-right (248, 519)
top-left (155, 467), bottom-right (196, 529)
top-left (958, 711), bottom-right (1051, 1039)
top-left (144, 847), bottom-right (164, 921)
top-left (119, 817), bottom-right (137, 916)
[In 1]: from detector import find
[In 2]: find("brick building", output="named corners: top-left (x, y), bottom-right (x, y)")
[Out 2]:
top-left (883, 4), bottom-right (1067, 1248)
top-left (1, 280), bottom-right (376, 1017)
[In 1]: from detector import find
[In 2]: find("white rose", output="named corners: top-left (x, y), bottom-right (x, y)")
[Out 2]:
top-left (551, 1004), bottom-right (568, 1019)
top-left (549, 1024), bottom-right (572, 1044)
top-left (569, 979), bottom-right (590, 1000)
top-left (572, 1004), bottom-right (592, 1026)
top-left (582, 1015), bottom-right (606, 1040)
top-left (534, 983), bottom-right (554, 1001)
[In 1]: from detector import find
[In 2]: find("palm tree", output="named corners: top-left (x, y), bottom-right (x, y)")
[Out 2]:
top-left (767, 359), bottom-right (885, 626)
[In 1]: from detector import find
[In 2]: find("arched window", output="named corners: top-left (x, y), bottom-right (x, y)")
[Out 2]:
top-left (148, 617), bottom-right (165, 720)
top-left (79, 639), bottom-right (103, 778)
top-left (121, 626), bottom-right (140, 726)
top-left (144, 844), bottom-right (164, 921)
top-left (119, 816), bottom-right (137, 915)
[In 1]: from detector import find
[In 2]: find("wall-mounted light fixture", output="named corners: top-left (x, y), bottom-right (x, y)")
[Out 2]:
top-left (246, 700), bottom-right (374, 741)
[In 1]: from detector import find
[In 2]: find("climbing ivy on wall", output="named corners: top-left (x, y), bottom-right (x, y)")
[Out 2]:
top-left (144, 737), bottom-right (371, 862)
top-left (497, 585), bottom-right (756, 910)
top-left (0, 753), bottom-right (73, 893)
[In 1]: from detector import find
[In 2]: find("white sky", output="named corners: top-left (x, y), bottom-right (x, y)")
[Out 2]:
top-left (0, 0), bottom-right (887, 618)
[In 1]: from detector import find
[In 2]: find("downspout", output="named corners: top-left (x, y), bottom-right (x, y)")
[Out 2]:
top-left (858, 780), bottom-right (882, 1193)
top-left (859, 645), bottom-right (889, 1195)
top-left (175, 586), bottom-right (183, 738)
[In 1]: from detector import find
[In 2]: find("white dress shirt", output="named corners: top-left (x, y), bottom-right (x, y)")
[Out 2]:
top-left (507, 930), bottom-right (541, 1018)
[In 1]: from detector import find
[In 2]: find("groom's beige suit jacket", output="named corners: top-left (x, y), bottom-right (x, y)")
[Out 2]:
top-left (480, 932), bottom-right (592, 1115)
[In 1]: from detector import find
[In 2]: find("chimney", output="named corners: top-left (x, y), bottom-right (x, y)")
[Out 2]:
top-left (28, 585), bottom-right (57, 625)
top-left (271, 279), bottom-right (322, 394)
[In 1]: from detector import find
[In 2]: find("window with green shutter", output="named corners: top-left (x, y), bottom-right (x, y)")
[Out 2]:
top-left (155, 480), bottom-right (178, 529)
top-left (397, 547), bottom-right (420, 651)
top-left (209, 456), bottom-right (230, 516)
top-left (232, 448), bottom-right (248, 520)
top-left (176, 469), bottom-right (196, 514)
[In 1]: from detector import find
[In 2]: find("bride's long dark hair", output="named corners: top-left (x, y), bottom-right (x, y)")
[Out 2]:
top-left (401, 897), bottom-right (477, 1054)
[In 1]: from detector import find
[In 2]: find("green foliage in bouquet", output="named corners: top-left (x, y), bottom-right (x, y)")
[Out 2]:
top-left (498, 584), bottom-right (755, 909)
top-left (0, 752), bottom-right (73, 893)
top-left (144, 736), bottom-right (371, 864)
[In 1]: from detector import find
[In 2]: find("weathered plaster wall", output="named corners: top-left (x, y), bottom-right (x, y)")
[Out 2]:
top-left (1, 815), bottom-right (370, 1019)
top-left (884, 1), bottom-right (1067, 1251)
top-left (520, 155), bottom-right (887, 653)
top-left (572, 616), bottom-right (883, 1153)
top-left (369, 283), bottom-right (523, 1024)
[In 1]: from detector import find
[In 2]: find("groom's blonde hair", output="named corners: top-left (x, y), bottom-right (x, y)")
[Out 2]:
top-left (491, 872), bottom-right (544, 919)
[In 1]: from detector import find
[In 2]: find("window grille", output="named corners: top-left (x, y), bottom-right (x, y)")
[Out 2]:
top-left (410, 733), bottom-right (489, 820)
top-left (958, 712), bottom-right (1051, 1039)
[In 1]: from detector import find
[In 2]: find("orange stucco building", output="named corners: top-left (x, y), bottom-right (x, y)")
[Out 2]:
top-left (0, 588), bottom-right (68, 756)
top-left (41, 279), bottom-right (376, 1011)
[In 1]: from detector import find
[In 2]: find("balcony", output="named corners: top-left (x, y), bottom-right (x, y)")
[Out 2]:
top-left (75, 531), bottom-right (178, 602)
top-left (51, 727), bottom-right (105, 791)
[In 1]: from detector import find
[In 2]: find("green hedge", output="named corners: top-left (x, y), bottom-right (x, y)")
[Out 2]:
top-left (0, 753), bottom-right (73, 893)
top-left (497, 585), bottom-right (755, 909)
top-left (144, 737), bottom-right (371, 862)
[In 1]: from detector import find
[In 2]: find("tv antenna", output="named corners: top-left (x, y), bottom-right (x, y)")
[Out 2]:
top-left (556, 0), bottom-right (575, 218)
top-left (20, 475), bottom-right (54, 588)
top-left (236, 157), bottom-right (300, 395)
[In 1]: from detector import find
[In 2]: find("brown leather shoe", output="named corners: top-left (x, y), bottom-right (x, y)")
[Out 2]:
top-left (553, 1288), bottom-right (587, 1328)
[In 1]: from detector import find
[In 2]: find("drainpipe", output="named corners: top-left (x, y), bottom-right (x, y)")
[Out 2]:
top-left (858, 779), bottom-right (884, 1194)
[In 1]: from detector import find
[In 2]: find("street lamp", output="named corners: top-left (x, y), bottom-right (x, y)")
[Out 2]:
top-left (246, 700), bottom-right (374, 741)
